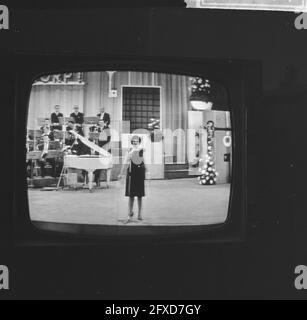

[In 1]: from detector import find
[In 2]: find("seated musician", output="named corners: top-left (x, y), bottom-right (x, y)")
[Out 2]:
top-left (65, 127), bottom-right (112, 189)
top-left (51, 105), bottom-right (64, 131)
top-left (65, 120), bottom-right (76, 148)
top-left (37, 131), bottom-right (57, 178)
top-left (70, 105), bottom-right (84, 136)
top-left (74, 138), bottom-right (92, 156)
top-left (26, 133), bottom-right (34, 178)
top-left (94, 120), bottom-right (111, 187)
top-left (97, 120), bottom-right (111, 151)
top-left (40, 118), bottom-right (51, 135)
top-left (41, 119), bottom-right (54, 142)
top-left (64, 120), bottom-right (87, 154)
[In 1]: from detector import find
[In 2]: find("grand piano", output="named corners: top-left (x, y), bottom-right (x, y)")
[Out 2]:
top-left (62, 131), bottom-right (113, 191)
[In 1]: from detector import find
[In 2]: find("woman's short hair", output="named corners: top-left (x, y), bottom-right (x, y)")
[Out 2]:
top-left (130, 135), bottom-right (142, 144)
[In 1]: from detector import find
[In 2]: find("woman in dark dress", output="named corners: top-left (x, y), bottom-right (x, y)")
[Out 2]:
top-left (119, 135), bottom-right (145, 223)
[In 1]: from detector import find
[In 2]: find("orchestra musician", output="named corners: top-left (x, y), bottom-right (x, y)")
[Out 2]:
top-left (38, 123), bottom-right (58, 178)
top-left (64, 119), bottom-right (88, 153)
top-left (26, 133), bottom-right (34, 178)
top-left (97, 120), bottom-right (111, 151)
top-left (97, 106), bottom-right (111, 127)
top-left (40, 118), bottom-right (54, 142)
top-left (65, 120), bottom-right (77, 148)
top-left (70, 105), bottom-right (84, 136)
top-left (51, 105), bottom-right (64, 131)
top-left (41, 118), bottom-right (51, 133)
top-left (74, 137), bottom-right (92, 156)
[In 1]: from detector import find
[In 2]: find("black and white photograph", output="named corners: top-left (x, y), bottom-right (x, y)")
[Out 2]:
top-left (1, 0), bottom-right (307, 303)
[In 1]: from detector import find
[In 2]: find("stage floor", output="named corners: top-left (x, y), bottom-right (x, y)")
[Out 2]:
top-left (28, 179), bottom-right (230, 226)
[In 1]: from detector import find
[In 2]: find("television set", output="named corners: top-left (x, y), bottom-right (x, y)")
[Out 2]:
top-left (13, 53), bottom-right (257, 245)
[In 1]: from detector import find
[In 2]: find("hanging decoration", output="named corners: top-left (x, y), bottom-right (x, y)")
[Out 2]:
top-left (190, 77), bottom-right (213, 110)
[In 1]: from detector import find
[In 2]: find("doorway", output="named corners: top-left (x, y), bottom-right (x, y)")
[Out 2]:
top-left (122, 86), bottom-right (164, 179)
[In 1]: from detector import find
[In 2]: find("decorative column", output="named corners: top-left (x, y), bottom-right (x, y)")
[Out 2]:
top-left (198, 120), bottom-right (219, 185)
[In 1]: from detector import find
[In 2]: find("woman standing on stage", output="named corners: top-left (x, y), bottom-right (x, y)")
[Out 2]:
top-left (119, 135), bottom-right (146, 223)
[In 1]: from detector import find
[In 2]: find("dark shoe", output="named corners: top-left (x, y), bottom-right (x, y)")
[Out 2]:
top-left (124, 218), bottom-right (132, 224)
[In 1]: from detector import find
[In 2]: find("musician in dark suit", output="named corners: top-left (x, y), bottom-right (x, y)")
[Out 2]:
top-left (70, 105), bottom-right (84, 136)
top-left (65, 120), bottom-right (76, 147)
top-left (37, 130), bottom-right (60, 178)
top-left (97, 120), bottom-right (111, 150)
top-left (97, 106), bottom-right (111, 127)
top-left (41, 118), bottom-right (51, 131)
top-left (70, 105), bottom-right (84, 125)
top-left (51, 105), bottom-right (64, 130)
top-left (26, 134), bottom-right (34, 178)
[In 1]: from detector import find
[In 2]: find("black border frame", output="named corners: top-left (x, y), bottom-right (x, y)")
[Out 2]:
top-left (13, 53), bottom-right (256, 246)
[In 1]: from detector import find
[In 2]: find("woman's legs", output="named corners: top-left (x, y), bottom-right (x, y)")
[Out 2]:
top-left (128, 197), bottom-right (134, 217)
top-left (125, 197), bottom-right (143, 223)
top-left (137, 197), bottom-right (143, 220)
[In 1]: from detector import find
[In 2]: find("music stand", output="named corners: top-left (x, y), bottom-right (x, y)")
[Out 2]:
top-left (89, 132), bottom-right (100, 141)
top-left (84, 117), bottom-right (99, 125)
top-left (64, 117), bottom-right (74, 124)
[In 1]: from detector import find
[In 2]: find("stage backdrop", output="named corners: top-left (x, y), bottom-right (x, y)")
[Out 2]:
top-left (28, 71), bottom-right (228, 165)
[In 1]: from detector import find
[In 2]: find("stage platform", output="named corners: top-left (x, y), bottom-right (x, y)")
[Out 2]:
top-left (28, 179), bottom-right (230, 226)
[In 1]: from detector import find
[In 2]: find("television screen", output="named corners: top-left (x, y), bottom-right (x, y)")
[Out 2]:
top-left (25, 70), bottom-right (233, 236)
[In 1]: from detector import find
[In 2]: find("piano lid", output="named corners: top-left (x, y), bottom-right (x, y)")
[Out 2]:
top-left (68, 130), bottom-right (112, 158)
